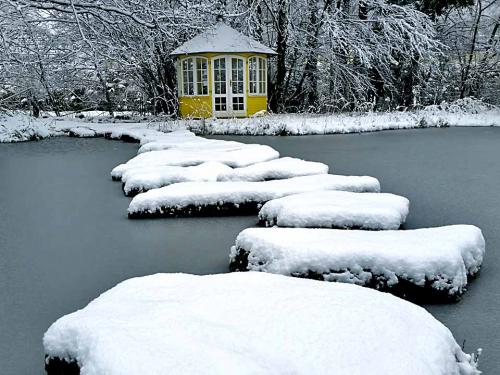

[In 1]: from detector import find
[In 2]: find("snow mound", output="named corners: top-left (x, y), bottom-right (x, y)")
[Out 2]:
top-left (230, 225), bottom-right (485, 300)
top-left (122, 162), bottom-right (233, 196)
top-left (0, 112), bottom-right (54, 142)
top-left (111, 145), bottom-right (280, 180)
top-left (128, 174), bottom-right (380, 218)
top-left (259, 191), bottom-right (409, 229)
top-left (43, 273), bottom-right (480, 375)
top-left (219, 157), bottom-right (329, 181)
top-left (68, 126), bottom-right (97, 138)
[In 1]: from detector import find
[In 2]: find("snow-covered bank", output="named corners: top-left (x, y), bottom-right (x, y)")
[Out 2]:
top-left (230, 225), bottom-right (485, 300)
top-left (43, 272), bottom-right (480, 375)
top-left (122, 157), bottom-right (328, 196)
top-left (258, 191), bottom-right (409, 229)
top-left (127, 174), bottom-right (380, 218)
top-left (0, 113), bottom-right (57, 142)
top-left (191, 102), bottom-right (500, 136)
top-left (2, 101), bottom-right (500, 142)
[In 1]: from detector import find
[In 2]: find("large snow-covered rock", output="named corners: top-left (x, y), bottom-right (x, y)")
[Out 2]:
top-left (111, 145), bottom-right (280, 180)
top-left (127, 174), bottom-right (380, 218)
top-left (122, 162), bottom-right (233, 196)
top-left (218, 157), bottom-right (329, 182)
top-left (121, 157), bottom-right (329, 196)
top-left (258, 191), bottom-right (409, 229)
top-left (43, 273), bottom-right (480, 375)
top-left (230, 225), bottom-right (485, 300)
top-left (138, 137), bottom-right (245, 154)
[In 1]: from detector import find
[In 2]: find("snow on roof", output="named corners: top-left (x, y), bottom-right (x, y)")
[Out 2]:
top-left (170, 22), bottom-right (277, 56)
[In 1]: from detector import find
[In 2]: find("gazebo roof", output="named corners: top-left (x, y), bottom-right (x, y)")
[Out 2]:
top-left (170, 22), bottom-right (277, 56)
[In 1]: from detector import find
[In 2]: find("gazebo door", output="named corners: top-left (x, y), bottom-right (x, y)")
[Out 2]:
top-left (212, 56), bottom-right (246, 117)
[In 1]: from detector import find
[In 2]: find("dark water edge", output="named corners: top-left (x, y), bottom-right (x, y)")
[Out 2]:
top-left (0, 128), bottom-right (499, 374)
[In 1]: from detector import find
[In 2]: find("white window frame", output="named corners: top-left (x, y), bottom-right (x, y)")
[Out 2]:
top-left (179, 56), bottom-right (209, 97)
top-left (248, 56), bottom-right (267, 96)
top-left (211, 55), bottom-right (247, 117)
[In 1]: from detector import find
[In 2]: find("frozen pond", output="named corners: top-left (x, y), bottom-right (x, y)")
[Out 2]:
top-left (1, 127), bottom-right (499, 374)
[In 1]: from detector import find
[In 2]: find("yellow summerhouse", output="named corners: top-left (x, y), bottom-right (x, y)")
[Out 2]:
top-left (170, 22), bottom-right (277, 118)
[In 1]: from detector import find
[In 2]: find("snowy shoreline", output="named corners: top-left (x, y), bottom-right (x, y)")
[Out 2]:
top-left (2, 101), bottom-right (500, 143)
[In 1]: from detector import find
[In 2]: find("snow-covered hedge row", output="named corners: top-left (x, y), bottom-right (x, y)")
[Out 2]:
top-left (43, 273), bottom-right (481, 375)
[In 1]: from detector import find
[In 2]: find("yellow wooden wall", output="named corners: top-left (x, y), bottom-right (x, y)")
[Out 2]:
top-left (177, 52), bottom-right (268, 118)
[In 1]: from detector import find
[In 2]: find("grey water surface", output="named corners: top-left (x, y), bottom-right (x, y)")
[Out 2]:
top-left (0, 128), bottom-right (499, 374)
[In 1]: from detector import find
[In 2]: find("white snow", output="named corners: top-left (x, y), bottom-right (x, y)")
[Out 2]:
top-left (122, 162), bottom-right (233, 196)
top-left (111, 145), bottom-right (280, 180)
top-left (121, 157), bottom-right (329, 195)
top-left (138, 137), bottom-right (245, 153)
top-left (230, 225), bottom-right (485, 297)
top-left (128, 174), bottom-right (381, 217)
top-left (170, 22), bottom-right (277, 56)
top-left (191, 104), bottom-right (500, 136)
top-left (69, 126), bottom-right (97, 138)
top-left (0, 112), bottom-right (55, 142)
top-left (218, 157), bottom-right (329, 181)
top-left (259, 191), bottom-right (409, 229)
top-left (43, 272), bottom-right (480, 375)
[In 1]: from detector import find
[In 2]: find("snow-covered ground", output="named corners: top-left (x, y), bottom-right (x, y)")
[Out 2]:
top-left (194, 102), bottom-right (500, 135)
top-left (230, 225), bottom-right (485, 299)
top-left (2, 99), bottom-right (500, 143)
top-left (122, 157), bottom-right (328, 196)
top-left (259, 191), bottom-right (409, 229)
top-left (43, 272), bottom-right (480, 375)
top-left (127, 174), bottom-right (381, 218)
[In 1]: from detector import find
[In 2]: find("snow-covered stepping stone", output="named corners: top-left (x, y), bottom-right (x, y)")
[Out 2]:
top-left (230, 225), bottom-right (485, 301)
top-left (122, 162), bottom-right (233, 196)
top-left (111, 144), bottom-right (279, 180)
top-left (138, 137), bottom-right (245, 154)
top-left (43, 273), bottom-right (480, 375)
top-left (127, 174), bottom-right (380, 218)
top-left (258, 191), bottom-right (409, 229)
top-left (218, 157), bottom-right (328, 181)
top-left (122, 157), bottom-right (329, 196)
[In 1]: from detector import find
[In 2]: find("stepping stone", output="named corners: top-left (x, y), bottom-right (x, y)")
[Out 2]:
top-left (122, 157), bottom-right (329, 196)
top-left (230, 225), bottom-right (485, 301)
top-left (127, 174), bottom-right (380, 218)
top-left (111, 144), bottom-right (279, 180)
top-left (259, 191), bottom-right (409, 229)
top-left (43, 273), bottom-right (480, 375)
